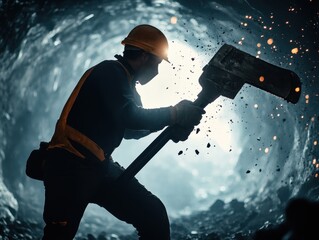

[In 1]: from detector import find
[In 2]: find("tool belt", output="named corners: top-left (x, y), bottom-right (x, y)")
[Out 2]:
top-left (26, 141), bottom-right (49, 181)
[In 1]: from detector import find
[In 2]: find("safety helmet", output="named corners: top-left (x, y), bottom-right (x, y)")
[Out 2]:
top-left (121, 24), bottom-right (169, 62)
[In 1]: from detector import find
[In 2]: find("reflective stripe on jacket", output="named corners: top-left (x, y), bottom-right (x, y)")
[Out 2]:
top-left (49, 56), bottom-right (173, 160)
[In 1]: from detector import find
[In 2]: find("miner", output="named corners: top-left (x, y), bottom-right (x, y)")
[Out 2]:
top-left (42, 24), bottom-right (205, 239)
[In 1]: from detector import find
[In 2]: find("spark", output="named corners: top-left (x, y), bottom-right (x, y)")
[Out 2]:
top-left (305, 94), bottom-right (310, 104)
top-left (259, 76), bottom-right (265, 82)
top-left (267, 38), bottom-right (274, 45)
top-left (265, 148), bottom-right (269, 154)
top-left (170, 16), bottom-right (178, 24)
top-left (291, 48), bottom-right (299, 54)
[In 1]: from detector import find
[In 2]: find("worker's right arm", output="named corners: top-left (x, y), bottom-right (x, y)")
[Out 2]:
top-left (98, 61), bottom-right (204, 135)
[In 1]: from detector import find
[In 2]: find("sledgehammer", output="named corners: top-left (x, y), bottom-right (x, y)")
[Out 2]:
top-left (116, 44), bottom-right (301, 185)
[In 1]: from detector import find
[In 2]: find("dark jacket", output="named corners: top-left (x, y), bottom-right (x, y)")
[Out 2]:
top-left (66, 56), bottom-right (172, 156)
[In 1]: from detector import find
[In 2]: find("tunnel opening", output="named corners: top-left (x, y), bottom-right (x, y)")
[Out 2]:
top-left (0, 0), bottom-right (318, 239)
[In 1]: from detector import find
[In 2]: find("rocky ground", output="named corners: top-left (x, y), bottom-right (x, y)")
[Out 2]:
top-left (1, 179), bottom-right (319, 240)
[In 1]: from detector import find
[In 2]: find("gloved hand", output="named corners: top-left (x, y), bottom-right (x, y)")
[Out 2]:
top-left (172, 100), bottom-right (205, 128)
top-left (171, 125), bottom-right (194, 143)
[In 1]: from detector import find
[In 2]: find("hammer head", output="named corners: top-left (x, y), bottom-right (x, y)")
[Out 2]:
top-left (198, 44), bottom-right (301, 105)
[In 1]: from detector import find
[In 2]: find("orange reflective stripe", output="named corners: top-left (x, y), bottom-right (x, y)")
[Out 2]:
top-left (48, 67), bottom-right (106, 161)
top-left (48, 120), bottom-right (86, 159)
top-left (61, 68), bottom-right (93, 122)
top-left (65, 125), bottom-right (105, 161)
top-left (52, 221), bottom-right (68, 226)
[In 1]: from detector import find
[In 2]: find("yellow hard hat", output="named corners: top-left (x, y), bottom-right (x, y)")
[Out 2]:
top-left (121, 24), bottom-right (169, 62)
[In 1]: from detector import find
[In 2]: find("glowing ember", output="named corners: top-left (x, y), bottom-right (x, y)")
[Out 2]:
top-left (170, 16), bottom-right (178, 24)
top-left (314, 140), bottom-right (318, 146)
top-left (254, 104), bottom-right (258, 109)
top-left (259, 76), bottom-right (265, 82)
top-left (257, 43), bottom-right (261, 48)
top-left (265, 148), bottom-right (269, 154)
top-left (267, 38), bottom-right (274, 45)
top-left (291, 48), bottom-right (299, 54)
top-left (295, 87), bottom-right (300, 92)
top-left (273, 136), bottom-right (277, 140)
top-left (313, 159), bottom-right (317, 165)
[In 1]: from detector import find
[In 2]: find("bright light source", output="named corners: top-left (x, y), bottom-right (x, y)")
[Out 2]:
top-left (136, 40), bottom-right (203, 108)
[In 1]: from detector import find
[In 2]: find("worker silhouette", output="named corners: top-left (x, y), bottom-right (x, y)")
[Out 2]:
top-left (42, 24), bottom-right (205, 240)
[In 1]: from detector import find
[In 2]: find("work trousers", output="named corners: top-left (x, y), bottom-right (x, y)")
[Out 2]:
top-left (42, 148), bottom-right (170, 240)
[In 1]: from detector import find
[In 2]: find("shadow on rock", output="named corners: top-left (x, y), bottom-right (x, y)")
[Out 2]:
top-left (254, 198), bottom-right (319, 240)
